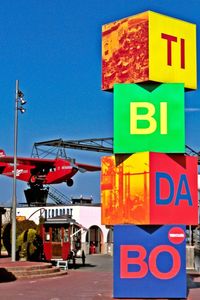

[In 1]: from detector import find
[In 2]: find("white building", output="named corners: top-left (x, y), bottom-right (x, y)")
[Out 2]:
top-left (5, 202), bottom-right (113, 255)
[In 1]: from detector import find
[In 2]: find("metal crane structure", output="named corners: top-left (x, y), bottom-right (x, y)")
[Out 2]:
top-left (32, 137), bottom-right (200, 161)
top-left (31, 137), bottom-right (113, 158)
top-left (30, 138), bottom-right (200, 206)
top-left (185, 145), bottom-right (200, 164)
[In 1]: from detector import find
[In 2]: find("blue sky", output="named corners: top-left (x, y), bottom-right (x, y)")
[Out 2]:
top-left (0, 0), bottom-right (200, 206)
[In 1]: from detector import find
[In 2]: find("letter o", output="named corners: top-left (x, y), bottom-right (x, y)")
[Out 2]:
top-left (149, 245), bottom-right (181, 279)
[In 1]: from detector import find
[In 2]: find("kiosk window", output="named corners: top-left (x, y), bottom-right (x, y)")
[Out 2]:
top-left (52, 228), bottom-right (61, 242)
top-left (64, 229), bottom-right (69, 242)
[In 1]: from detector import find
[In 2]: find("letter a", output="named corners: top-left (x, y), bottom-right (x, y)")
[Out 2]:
top-left (175, 174), bottom-right (192, 206)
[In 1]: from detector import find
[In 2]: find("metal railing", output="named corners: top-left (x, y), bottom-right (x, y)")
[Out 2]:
top-left (47, 185), bottom-right (72, 205)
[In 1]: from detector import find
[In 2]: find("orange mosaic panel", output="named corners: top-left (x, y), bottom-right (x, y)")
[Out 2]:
top-left (101, 153), bottom-right (150, 224)
top-left (102, 12), bottom-right (149, 90)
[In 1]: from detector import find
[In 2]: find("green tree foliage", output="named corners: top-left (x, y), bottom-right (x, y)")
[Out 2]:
top-left (17, 228), bottom-right (43, 261)
top-left (2, 219), bottom-right (43, 261)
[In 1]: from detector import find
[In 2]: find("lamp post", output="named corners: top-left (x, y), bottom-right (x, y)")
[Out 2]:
top-left (11, 80), bottom-right (26, 262)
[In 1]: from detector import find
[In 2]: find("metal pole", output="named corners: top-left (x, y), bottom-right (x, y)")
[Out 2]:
top-left (11, 80), bottom-right (19, 262)
top-left (189, 225), bottom-right (192, 246)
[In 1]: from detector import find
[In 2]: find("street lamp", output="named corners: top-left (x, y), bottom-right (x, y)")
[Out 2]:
top-left (11, 80), bottom-right (27, 262)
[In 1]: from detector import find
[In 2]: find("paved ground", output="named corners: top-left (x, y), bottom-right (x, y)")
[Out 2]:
top-left (0, 254), bottom-right (200, 299)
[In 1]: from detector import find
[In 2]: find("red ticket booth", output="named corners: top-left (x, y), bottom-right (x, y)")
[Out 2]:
top-left (41, 214), bottom-right (82, 261)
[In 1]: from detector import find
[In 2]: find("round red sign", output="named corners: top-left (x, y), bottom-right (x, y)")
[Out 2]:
top-left (168, 227), bottom-right (185, 244)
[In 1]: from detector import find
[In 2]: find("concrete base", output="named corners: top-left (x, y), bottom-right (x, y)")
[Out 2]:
top-left (187, 245), bottom-right (195, 270)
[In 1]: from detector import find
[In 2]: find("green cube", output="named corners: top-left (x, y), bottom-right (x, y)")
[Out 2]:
top-left (114, 83), bottom-right (185, 153)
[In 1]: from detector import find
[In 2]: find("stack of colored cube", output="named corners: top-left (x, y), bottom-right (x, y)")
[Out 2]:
top-left (101, 11), bottom-right (198, 298)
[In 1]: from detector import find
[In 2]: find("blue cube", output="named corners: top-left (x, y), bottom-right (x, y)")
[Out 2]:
top-left (113, 225), bottom-right (186, 298)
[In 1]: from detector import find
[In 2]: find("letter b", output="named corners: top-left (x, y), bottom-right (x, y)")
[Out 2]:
top-left (120, 245), bottom-right (148, 278)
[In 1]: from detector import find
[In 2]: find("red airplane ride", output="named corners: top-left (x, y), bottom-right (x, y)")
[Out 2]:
top-left (0, 150), bottom-right (101, 188)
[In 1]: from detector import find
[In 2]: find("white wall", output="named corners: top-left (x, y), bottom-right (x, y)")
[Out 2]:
top-left (16, 205), bottom-right (109, 243)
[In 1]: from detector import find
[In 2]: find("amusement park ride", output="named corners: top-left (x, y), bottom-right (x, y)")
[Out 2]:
top-left (0, 149), bottom-right (101, 188)
top-left (0, 138), bottom-right (113, 206)
top-left (0, 137), bottom-right (199, 206)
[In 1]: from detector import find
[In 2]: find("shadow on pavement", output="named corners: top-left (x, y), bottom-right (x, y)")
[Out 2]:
top-left (68, 263), bottom-right (97, 269)
top-left (0, 268), bottom-right (16, 282)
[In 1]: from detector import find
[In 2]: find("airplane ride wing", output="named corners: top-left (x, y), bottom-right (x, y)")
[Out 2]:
top-left (0, 149), bottom-right (101, 170)
top-left (0, 156), bottom-right (55, 167)
top-left (75, 162), bottom-right (101, 172)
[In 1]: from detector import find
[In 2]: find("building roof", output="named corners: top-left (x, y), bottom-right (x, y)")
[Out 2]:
top-left (44, 214), bottom-right (84, 228)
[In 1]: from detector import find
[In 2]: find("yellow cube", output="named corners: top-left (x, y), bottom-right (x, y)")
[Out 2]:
top-left (102, 11), bottom-right (197, 90)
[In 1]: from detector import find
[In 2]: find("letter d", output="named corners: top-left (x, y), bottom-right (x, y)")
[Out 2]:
top-left (156, 172), bottom-right (174, 205)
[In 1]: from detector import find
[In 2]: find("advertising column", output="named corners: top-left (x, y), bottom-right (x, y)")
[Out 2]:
top-left (101, 11), bottom-right (198, 298)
